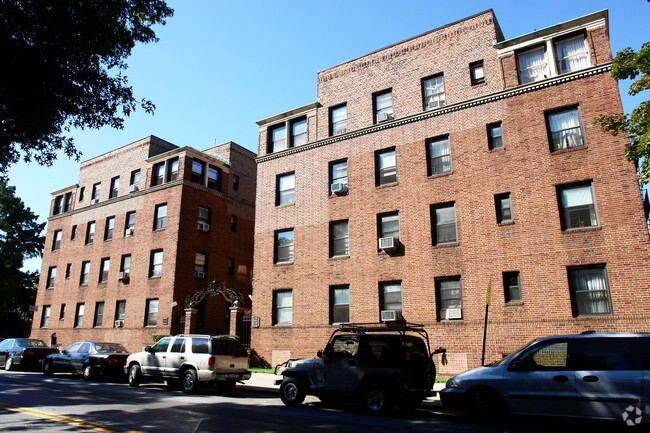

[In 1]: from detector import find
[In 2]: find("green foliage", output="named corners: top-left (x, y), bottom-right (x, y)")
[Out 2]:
top-left (152, 334), bottom-right (171, 343)
top-left (0, 0), bottom-right (174, 173)
top-left (0, 179), bottom-right (45, 328)
top-left (595, 42), bottom-right (650, 184)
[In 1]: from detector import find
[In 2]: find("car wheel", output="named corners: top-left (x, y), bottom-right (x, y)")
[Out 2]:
top-left (362, 383), bottom-right (391, 415)
top-left (4, 356), bottom-right (15, 371)
top-left (280, 377), bottom-right (306, 407)
top-left (181, 369), bottom-right (199, 394)
top-left (465, 388), bottom-right (506, 425)
top-left (82, 364), bottom-right (94, 381)
top-left (42, 360), bottom-right (54, 376)
top-left (128, 364), bottom-right (141, 387)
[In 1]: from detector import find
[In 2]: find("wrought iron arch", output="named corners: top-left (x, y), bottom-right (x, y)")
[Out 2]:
top-left (184, 281), bottom-right (245, 309)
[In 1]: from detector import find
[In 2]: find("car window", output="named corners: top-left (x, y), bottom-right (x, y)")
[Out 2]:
top-left (78, 343), bottom-right (91, 354)
top-left (212, 339), bottom-right (248, 357)
top-left (26, 339), bottom-right (46, 347)
top-left (572, 337), bottom-right (640, 370)
top-left (0, 340), bottom-right (9, 350)
top-left (404, 337), bottom-right (428, 359)
top-left (94, 343), bottom-right (128, 354)
top-left (331, 338), bottom-right (359, 358)
top-left (192, 338), bottom-right (210, 354)
top-left (511, 340), bottom-right (569, 371)
top-left (170, 338), bottom-right (185, 353)
top-left (152, 338), bottom-right (171, 352)
top-left (65, 343), bottom-right (82, 353)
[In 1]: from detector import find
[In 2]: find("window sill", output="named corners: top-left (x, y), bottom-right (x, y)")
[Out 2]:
top-left (439, 319), bottom-right (463, 323)
top-left (551, 145), bottom-right (588, 155)
top-left (488, 146), bottom-right (505, 152)
top-left (273, 323), bottom-right (292, 327)
top-left (505, 301), bottom-right (524, 307)
top-left (329, 255), bottom-right (350, 261)
top-left (149, 276), bottom-right (161, 280)
top-left (471, 80), bottom-right (487, 87)
top-left (563, 225), bottom-right (602, 234)
top-left (432, 242), bottom-right (459, 248)
top-left (275, 202), bottom-right (295, 209)
top-left (153, 228), bottom-right (166, 232)
top-left (376, 182), bottom-right (398, 189)
top-left (427, 171), bottom-right (454, 180)
top-left (274, 261), bottom-right (294, 267)
top-left (497, 221), bottom-right (515, 226)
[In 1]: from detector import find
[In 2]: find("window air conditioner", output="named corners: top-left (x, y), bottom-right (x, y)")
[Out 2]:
top-left (377, 112), bottom-right (392, 122)
top-left (380, 310), bottom-right (403, 322)
top-left (90, 198), bottom-right (99, 205)
top-left (378, 237), bottom-right (398, 251)
top-left (428, 101), bottom-right (440, 110)
top-left (197, 223), bottom-right (210, 232)
top-left (114, 320), bottom-right (124, 328)
top-left (443, 308), bottom-right (462, 320)
top-left (125, 227), bottom-right (134, 237)
top-left (151, 269), bottom-right (162, 278)
top-left (117, 272), bottom-right (129, 281)
top-left (195, 271), bottom-right (205, 279)
top-left (333, 126), bottom-right (347, 136)
top-left (330, 183), bottom-right (348, 195)
top-left (128, 184), bottom-right (139, 193)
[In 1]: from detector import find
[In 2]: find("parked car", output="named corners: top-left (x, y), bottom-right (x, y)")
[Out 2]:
top-left (42, 341), bottom-right (129, 381)
top-left (0, 338), bottom-right (59, 371)
top-left (275, 322), bottom-right (446, 415)
top-left (440, 332), bottom-right (650, 425)
top-left (125, 334), bottom-right (251, 394)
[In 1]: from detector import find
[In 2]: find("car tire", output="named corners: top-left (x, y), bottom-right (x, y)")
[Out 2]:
top-left (42, 360), bottom-right (54, 376)
top-left (181, 369), bottom-right (199, 394)
top-left (279, 377), bottom-right (306, 407)
top-left (4, 356), bottom-right (15, 371)
top-left (361, 383), bottom-right (391, 415)
top-left (128, 364), bottom-right (141, 387)
top-left (465, 388), bottom-right (506, 425)
top-left (82, 364), bottom-right (94, 381)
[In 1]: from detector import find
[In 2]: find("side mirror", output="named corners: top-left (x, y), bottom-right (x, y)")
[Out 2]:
top-left (144, 346), bottom-right (152, 353)
top-left (317, 350), bottom-right (323, 358)
top-left (62, 350), bottom-right (68, 355)
top-left (509, 360), bottom-right (527, 372)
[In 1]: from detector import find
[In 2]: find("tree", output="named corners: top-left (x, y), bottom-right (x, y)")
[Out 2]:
top-left (595, 42), bottom-right (650, 184)
top-left (0, 0), bottom-right (173, 173)
top-left (0, 179), bottom-right (45, 336)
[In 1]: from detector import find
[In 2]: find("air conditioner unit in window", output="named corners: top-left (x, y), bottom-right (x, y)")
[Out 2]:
top-left (330, 183), bottom-right (348, 195)
top-left (377, 112), bottom-right (392, 122)
top-left (378, 237), bottom-right (398, 251)
top-left (125, 227), bottom-right (134, 237)
top-left (151, 269), bottom-right (161, 278)
top-left (333, 126), bottom-right (347, 136)
top-left (443, 308), bottom-right (462, 320)
top-left (195, 271), bottom-right (205, 279)
top-left (380, 310), bottom-right (403, 322)
top-left (428, 101), bottom-right (441, 110)
top-left (117, 272), bottom-right (129, 281)
top-left (114, 320), bottom-right (124, 328)
top-left (197, 223), bottom-right (210, 232)
top-left (128, 184), bottom-right (139, 193)
top-left (90, 198), bottom-right (99, 205)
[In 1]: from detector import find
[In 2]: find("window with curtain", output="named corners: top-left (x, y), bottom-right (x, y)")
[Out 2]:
top-left (422, 75), bottom-right (446, 109)
top-left (330, 105), bottom-right (347, 136)
top-left (376, 148), bottom-right (397, 185)
top-left (291, 118), bottom-right (307, 147)
top-left (432, 203), bottom-right (457, 244)
top-left (331, 285), bottom-right (350, 324)
top-left (276, 172), bottom-right (295, 205)
top-left (330, 220), bottom-right (349, 257)
top-left (380, 281), bottom-right (402, 313)
top-left (517, 47), bottom-right (548, 84)
top-left (555, 35), bottom-right (590, 74)
top-left (378, 212), bottom-right (400, 240)
top-left (547, 107), bottom-right (584, 151)
top-left (568, 266), bottom-right (611, 316)
top-left (275, 229), bottom-right (294, 263)
top-left (427, 136), bottom-right (451, 175)
top-left (270, 124), bottom-right (287, 153)
top-left (437, 277), bottom-right (462, 320)
top-left (374, 90), bottom-right (393, 122)
top-left (274, 290), bottom-right (293, 325)
top-left (503, 271), bottom-right (522, 302)
top-left (330, 159), bottom-right (348, 187)
top-left (558, 183), bottom-right (598, 229)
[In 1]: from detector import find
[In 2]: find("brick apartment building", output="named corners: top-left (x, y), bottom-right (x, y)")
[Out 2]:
top-left (31, 136), bottom-right (256, 351)
top-left (251, 10), bottom-right (650, 373)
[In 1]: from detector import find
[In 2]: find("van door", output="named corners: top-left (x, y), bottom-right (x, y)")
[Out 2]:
top-left (573, 336), bottom-right (643, 420)
top-left (504, 338), bottom-right (577, 417)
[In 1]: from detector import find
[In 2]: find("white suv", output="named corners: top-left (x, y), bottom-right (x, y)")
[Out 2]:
top-left (125, 334), bottom-right (251, 394)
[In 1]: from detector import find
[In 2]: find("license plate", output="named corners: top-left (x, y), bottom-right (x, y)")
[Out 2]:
top-left (226, 374), bottom-right (239, 379)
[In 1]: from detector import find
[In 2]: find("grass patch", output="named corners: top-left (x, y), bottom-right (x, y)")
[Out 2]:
top-left (250, 367), bottom-right (275, 374)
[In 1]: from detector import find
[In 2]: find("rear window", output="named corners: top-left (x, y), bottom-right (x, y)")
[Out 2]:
top-left (211, 338), bottom-right (248, 357)
top-left (94, 343), bottom-right (128, 354)
top-left (572, 337), bottom-right (643, 370)
top-left (192, 338), bottom-right (210, 354)
top-left (17, 339), bottom-right (46, 348)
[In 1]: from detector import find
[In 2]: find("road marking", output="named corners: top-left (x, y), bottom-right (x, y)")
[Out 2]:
top-left (0, 402), bottom-right (143, 433)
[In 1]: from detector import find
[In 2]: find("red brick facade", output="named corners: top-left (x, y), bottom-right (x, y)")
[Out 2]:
top-left (251, 10), bottom-right (650, 373)
top-left (32, 136), bottom-right (256, 352)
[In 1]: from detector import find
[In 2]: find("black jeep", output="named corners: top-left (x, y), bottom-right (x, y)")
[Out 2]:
top-left (275, 322), bottom-right (446, 415)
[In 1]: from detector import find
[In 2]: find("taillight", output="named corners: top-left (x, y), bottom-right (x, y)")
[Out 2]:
top-left (21, 350), bottom-right (34, 357)
top-left (208, 356), bottom-right (215, 367)
top-left (105, 358), bottom-right (119, 365)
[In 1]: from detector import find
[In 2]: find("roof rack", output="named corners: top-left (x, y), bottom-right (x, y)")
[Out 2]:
top-left (337, 322), bottom-right (426, 333)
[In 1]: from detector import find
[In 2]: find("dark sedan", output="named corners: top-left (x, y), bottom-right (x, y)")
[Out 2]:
top-left (0, 338), bottom-right (59, 371)
top-left (43, 341), bottom-right (129, 381)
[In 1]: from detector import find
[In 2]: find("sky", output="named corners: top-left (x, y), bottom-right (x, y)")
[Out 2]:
top-left (7, 0), bottom-right (650, 272)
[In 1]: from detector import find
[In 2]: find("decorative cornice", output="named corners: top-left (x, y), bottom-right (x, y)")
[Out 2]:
top-left (256, 64), bottom-right (612, 163)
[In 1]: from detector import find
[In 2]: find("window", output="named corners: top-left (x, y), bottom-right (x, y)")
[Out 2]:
top-left (487, 122), bottom-right (503, 149)
top-left (273, 289), bottom-right (292, 325)
top-left (380, 281), bottom-right (402, 314)
top-left (375, 148), bottom-right (397, 186)
top-left (228, 258), bottom-right (235, 276)
top-left (207, 165), bottom-right (221, 191)
top-left (558, 182), bottom-right (598, 229)
top-left (233, 174), bottom-right (239, 191)
top-left (274, 229), bottom-right (294, 264)
top-left (378, 211), bottom-right (400, 242)
top-left (230, 215), bottom-right (237, 231)
top-left (330, 220), bottom-right (349, 257)
top-left (93, 302), bottom-right (104, 327)
top-left (437, 277), bottom-right (462, 321)
top-left (568, 265), bottom-right (612, 316)
top-left (59, 304), bottom-right (66, 320)
top-left (120, 254), bottom-right (131, 274)
top-left (331, 285), bottom-right (350, 324)
top-left (149, 250), bottom-right (163, 278)
top-left (555, 35), bottom-right (589, 74)
top-left (547, 107), bottom-right (585, 151)
top-left (290, 117), bottom-right (307, 147)
top-left (125, 211), bottom-right (136, 236)
top-left (191, 160), bottom-right (205, 184)
top-left (40, 305), bottom-right (51, 328)
top-left (115, 300), bottom-right (126, 321)
top-left (152, 162), bottom-right (165, 186)
top-left (374, 89), bottom-right (393, 123)
top-left (79, 186), bottom-right (85, 202)
top-left (495, 193), bottom-right (513, 223)
top-left (431, 203), bottom-right (457, 245)
top-left (426, 136), bottom-right (451, 175)
top-left (85, 221), bottom-right (95, 244)
top-left (170, 338), bottom-right (185, 353)
top-left (422, 74), bottom-right (446, 109)
top-left (46, 267), bottom-right (56, 288)
top-left (167, 158), bottom-right (179, 181)
top-left (518, 46), bottom-right (548, 84)
top-left (329, 159), bottom-right (348, 191)
top-left (52, 196), bottom-right (63, 215)
top-left (276, 172), bottom-right (295, 206)
top-left (330, 104), bottom-right (347, 136)
top-left (65, 263), bottom-right (71, 279)
top-left (74, 303), bottom-right (85, 328)
top-left (91, 182), bottom-right (101, 202)
top-left (52, 230), bottom-right (62, 251)
top-left (198, 206), bottom-right (210, 229)
top-left (514, 339), bottom-right (568, 371)
top-left (470, 61), bottom-right (485, 85)
top-left (109, 176), bottom-right (120, 198)
top-left (71, 225), bottom-right (76, 240)
top-left (80, 261), bottom-right (90, 285)
top-left (130, 169), bottom-right (141, 191)
top-left (145, 299), bottom-right (159, 326)
top-left (154, 203), bottom-right (167, 230)
top-left (194, 252), bottom-right (207, 278)
top-left (104, 216), bottom-right (115, 240)
top-left (99, 258), bottom-right (110, 283)
top-left (269, 124), bottom-right (287, 153)
top-left (504, 271), bottom-right (522, 303)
